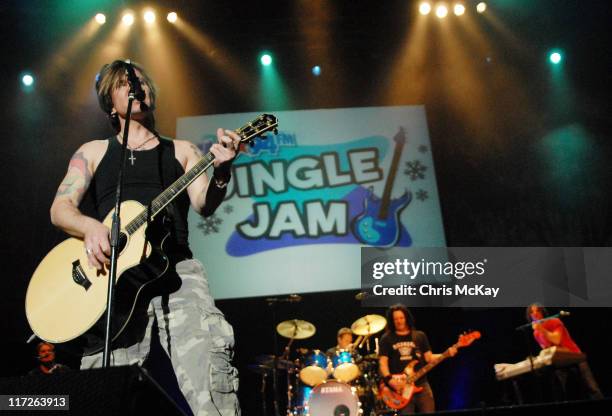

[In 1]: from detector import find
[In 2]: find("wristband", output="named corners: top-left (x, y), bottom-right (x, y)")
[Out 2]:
top-left (213, 176), bottom-right (229, 189)
top-left (213, 164), bottom-right (232, 182)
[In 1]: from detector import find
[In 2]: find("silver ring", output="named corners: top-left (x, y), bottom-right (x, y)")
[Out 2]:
top-left (86, 248), bottom-right (93, 255)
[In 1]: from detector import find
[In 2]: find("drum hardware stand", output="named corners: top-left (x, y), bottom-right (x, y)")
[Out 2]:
top-left (266, 298), bottom-right (281, 416)
top-left (260, 371), bottom-right (268, 416)
top-left (282, 336), bottom-right (295, 415)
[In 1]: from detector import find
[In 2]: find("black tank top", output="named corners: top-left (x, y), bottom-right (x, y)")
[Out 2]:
top-left (91, 136), bottom-right (192, 259)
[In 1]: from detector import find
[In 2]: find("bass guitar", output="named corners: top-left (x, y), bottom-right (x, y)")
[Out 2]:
top-left (379, 331), bottom-right (481, 410)
top-left (25, 114), bottom-right (278, 354)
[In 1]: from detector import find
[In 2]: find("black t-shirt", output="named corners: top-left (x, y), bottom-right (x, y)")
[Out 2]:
top-left (90, 137), bottom-right (192, 258)
top-left (379, 330), bottom-right (431, 384)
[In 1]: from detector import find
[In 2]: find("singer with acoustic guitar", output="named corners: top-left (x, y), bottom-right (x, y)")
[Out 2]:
top-left (41, 60), bottom-right (245, 415)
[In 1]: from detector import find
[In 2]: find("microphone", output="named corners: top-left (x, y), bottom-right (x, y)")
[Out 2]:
top-left (124, 60), bottom-right (146, 102)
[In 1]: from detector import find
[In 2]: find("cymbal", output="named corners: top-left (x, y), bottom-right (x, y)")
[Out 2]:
top-left (351, 314), bottom-right (387, 336)
top-left (255, 354), bottom-right (297, 370)
top-left (276, 319), bottom-right (316, 339)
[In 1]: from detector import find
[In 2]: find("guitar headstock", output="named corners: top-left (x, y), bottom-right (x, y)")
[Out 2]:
top-left (236, 113), bottom-right (278, 146)
top-left (393, 126), bottom-right (407, 145)
top-left (457, 331), bottom-right (481, 348)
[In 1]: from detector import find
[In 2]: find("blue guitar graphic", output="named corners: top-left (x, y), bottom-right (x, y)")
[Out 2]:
top-left (352, 127), bottom-right (412, 246)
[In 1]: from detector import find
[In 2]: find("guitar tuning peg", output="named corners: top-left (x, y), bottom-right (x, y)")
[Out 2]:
top-left (273, 128), bottom-right (278, 135)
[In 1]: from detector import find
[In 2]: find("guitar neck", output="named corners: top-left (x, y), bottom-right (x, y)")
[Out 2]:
top-left (407, 343), bottom-right (457, 384)
top-left (124, 151), bottom-right (217, 235)
top-left (379, 128), bottom-right (406, 219)
top-left (122, 115), bottom-right (277, 236)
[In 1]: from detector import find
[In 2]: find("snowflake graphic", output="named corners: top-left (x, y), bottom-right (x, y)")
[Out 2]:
top-left (404, 160), bottom-right (427, 181)
top-left (197, 214), bottom-right (222, 235)
top-left (418, 145), bottom-right (429, 153)
top-left (416, 189), bottom-right (429, 201)
top-left (223, 204), bottom-right (234, 214)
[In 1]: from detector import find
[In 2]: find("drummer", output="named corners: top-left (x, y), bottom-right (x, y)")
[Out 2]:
top-left (326, 327), bottom-right (362, 361)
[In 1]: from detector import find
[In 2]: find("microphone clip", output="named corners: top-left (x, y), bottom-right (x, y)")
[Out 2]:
top-left (124, 60), bottom-right (146, 101)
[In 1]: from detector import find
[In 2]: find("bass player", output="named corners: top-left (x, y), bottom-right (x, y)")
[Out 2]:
top-left (378, 304), bottom-right (457, 414)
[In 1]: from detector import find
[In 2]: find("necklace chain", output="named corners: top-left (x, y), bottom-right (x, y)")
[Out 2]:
top-left (118, 133), bottom-right (157, 165)
top-left (118, 134), bottom-right (157, 151)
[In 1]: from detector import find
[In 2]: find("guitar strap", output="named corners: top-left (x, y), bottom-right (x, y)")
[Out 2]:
top-left (155, 136), bottom-right (175, 358)
top-left (155, 135), bottom-right (169, 219)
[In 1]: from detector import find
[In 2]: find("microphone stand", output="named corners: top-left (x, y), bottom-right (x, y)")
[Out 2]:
top-left (266, 298), bottom-right (281, 416)
top-left (515, 325), bottom-right (536, 404)
top-left (101, 70), bottom-right (138, 367)
top-left (514, 312), bottom-right (568, 331)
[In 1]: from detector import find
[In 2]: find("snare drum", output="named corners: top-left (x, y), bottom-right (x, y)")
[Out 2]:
top-left (306, 380), bottom-right (361, 416)
top-left (331, 349), bottom-right (360, 383)
top-left (299, 350), bottom-right (329, 386)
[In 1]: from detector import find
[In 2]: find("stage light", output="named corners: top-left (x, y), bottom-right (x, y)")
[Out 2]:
top-left (22, 74), bottom-right (34, 87)
top-left (167, 12), bottom-right (178, 23)
top-left (260, 53), bottom-right (273, 66)
top-left (122, 12), bottom-right (135, 26)
top-left (312, 65), bottom-right (321, 76)
top-left (436, 5), bottom-right (448, 18)
top-left (454, 4), bottom-right (466, 16)
top-left (549, 51), bottom-right (563, 65)
top-left (476, 2), bottom-right (487, 13)
top-left (419, 2), bottom-right (432, 15)
top-left (143, 10), bottom-right (156, 24)
top-left (95, 13), bottom-right (106, 25)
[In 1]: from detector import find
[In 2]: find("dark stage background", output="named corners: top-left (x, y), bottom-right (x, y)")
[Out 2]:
top-left (1, 1), bottom-right (611, 414)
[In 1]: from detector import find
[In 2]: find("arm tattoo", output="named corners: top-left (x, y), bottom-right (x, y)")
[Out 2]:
top-left (55, 151), bottom-right (92, 203)
top-left (189, 143), bottom-right (203, 159)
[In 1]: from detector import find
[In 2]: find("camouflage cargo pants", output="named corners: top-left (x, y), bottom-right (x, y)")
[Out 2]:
top-left (81, 259), bottom-right (241, 415)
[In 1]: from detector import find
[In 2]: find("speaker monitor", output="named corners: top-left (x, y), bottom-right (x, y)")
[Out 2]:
top-left (0, 365), bottom-right (187, 416)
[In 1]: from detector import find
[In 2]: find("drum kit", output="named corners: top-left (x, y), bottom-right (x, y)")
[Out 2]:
top-left (250, 314), bottom-right (388, 416)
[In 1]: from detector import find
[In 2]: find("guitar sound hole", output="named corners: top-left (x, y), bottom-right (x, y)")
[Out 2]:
top-left (118, 232), bottom-right (128, 253)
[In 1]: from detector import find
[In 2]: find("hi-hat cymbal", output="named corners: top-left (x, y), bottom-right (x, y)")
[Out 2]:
top-left (276, 319), bottom-right (316, 339)
top-left (255, 354), bottom-right (297, 370)
top-left (351, 314), bottom-right (387, 336)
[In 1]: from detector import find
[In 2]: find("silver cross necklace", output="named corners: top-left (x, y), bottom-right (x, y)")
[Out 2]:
top-left (119, 134), bottom-right (157, 165)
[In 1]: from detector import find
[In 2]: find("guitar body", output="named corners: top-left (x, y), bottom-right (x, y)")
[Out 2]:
top-left (378, 332), bottom-right (482, 410)
top-left (25, 114), bottom-right (279, 354)
top-left (352, 189), bottom-right (412, 246)
top-left (379, 381), bottom-right (423, 410)
top-left (25, 200), bottom-right (179, 354)
top-left (379, 359), bottom-right (422, 410)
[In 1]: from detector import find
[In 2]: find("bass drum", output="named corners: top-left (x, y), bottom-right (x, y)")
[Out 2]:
top-left (306, 380), bottom-right (360, 416)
